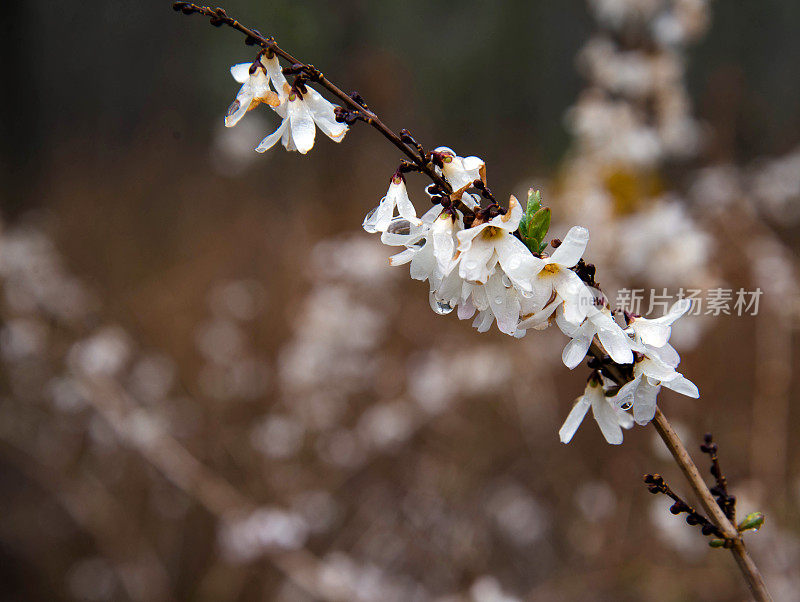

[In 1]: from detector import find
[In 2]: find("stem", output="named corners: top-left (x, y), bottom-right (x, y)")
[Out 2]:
top-left (652, 409), bottom-right (772, 602)
top-left (588, 341), bottom-right (772, 601)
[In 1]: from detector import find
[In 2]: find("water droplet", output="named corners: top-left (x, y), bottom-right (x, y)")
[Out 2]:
top-left (226, 99), bottom-right (241, 118)
top-left (494, 295), bottom-right (504, 304)
top-left (362, 207), bottom-right (378, 233)
top-left (429, 292), bottom-right (454, 315)
top-left (620, 401), bottom-right (633, 411)
top-left (387, 219), bottom-right (411, 236)
top-left (465, 259), bottom-right (478, 270)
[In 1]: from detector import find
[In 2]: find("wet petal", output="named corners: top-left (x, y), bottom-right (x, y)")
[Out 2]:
top-left (550, 226), bottom-right (589, 267)
top-left (255, 120), bottom-right (288, 152)
top-left (559, 396), bottom-right (591, 444)
top-left (287, 98), bottom-right (316, 154)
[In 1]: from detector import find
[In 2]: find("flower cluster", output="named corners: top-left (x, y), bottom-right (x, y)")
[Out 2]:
top-left (225, 53), bottom-right (348, 154)
top-left (357, 150), bottom-right (698, 444)
top-left (213, 35), bottom-right (700, 447)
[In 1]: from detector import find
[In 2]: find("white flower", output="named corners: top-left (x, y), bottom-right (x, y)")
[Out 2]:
top-left (455, 196), bottom-right (542, 293)
top-left (455, 270), bottom-right (523, 335)
top-left (225, 57), bottom-right (280, 127)
top-left (613, 351), bottom-right (699, 425)
top-left (434, 146), bottom-right (486, 193)
top-left (381, 206), bottom-right (463, 291)
top-left (524, 226), bottom-right (595, 326)
top-left (254, 55), bottom-right (348, 155)
top-left (559, 376), bottom-right (633, 445)
top-left (610, 298), bottom-right (697, 424)
top-left (556, 302), bottom-right (633, 369)
top-left (626, 298), bottom-right (691, 348)
top-left (363, 175), bottom-right (421, 233)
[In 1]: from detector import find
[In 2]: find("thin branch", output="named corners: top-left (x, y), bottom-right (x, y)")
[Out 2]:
top-left (588, 340), bottom-right (771, 601)
top-left (172, 2), bottom-right (470, 211)
top-left (652, 409), bottom-right (772, 602)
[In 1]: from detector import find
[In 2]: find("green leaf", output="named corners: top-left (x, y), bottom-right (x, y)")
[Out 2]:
top-left (526, 188), bottom-right (542, 215)
top-left (709, 539), bottom-right (726, 548)
top-left (519, 190), bottom-right (551, 255)
top-left (737, 512), bottom-right (765, 533)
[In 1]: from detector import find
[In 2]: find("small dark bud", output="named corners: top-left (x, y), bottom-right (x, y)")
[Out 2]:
top-left (701, 524), bottom-right (716, 536)
top-left (669, 503), bottom-right (682, 515)
top-left (686, 515), bottom-right (699, 526)
top-left (550, 238), bottom-right (562, 248)
top-left (704, 433), bottom-right (713, 444)
top-left (181, 5), bottom-right (194, 14)
top-left (245, 35), bottom-right (257, 45)
top-left (172, 2), bottom-right (188, 12)
top-left (209, 16), bottom-right (224, 27)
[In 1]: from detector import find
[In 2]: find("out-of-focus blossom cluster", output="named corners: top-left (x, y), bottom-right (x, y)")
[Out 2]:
top-left (546, 0), bottom-right (718, 347)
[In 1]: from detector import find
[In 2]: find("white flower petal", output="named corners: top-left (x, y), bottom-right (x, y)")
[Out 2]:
top-left (591, 390), bottom-right (624, 444)
top-left (593, 312), bottom-right (634, 365)
top-left (637, 355), bottom-right (678, 382)
top-left (486, 272), bottom-right (521, 336)
top-left (633, 380), bottom-right (660, 425)
top-left (230, 62), bottom-right (252, 84)
top-left (363, 196), bottom-right (395, 233)
top-left (304, 88), bottom-right (348, 141)
top-left (255, 120), bottom-right (288, 152)
top-left (287, 97), bottom-right (316, 154)
top-left (517, 300), bottom-right (558, 330)
top-left (458, 237), bottom-right (496, 284)
top-left (472, 308), bottom-right (495, 332)
top-left (562, 334), bottom-right (592, 369)
top-left (663, 374), bottom-right (699, 398)
top-left (409, 240), bottom-right (436, 282)
top-left (550, 226), bottom-right (589, 267)
top-left (559, 396), bottom-right (591, 444)
top-left (457, 295), bottom-right (477, 320)
top-left (263, 55), bottom-right (288, 94)
top-left (225, 89), bottom-right (252, 127)
top-left (388, 248), bottom-right (416, 266)
top-left (495, 235), bottom-right (542, 293)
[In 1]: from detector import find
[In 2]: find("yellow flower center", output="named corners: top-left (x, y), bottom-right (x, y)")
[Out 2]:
top-left (481, 226), bottom-right (502, 240)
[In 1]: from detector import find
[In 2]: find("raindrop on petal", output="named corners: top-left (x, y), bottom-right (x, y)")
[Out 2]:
top-left (387, 219), bottom-right (412, 235)
top-left (226, 100), bottom-right (241, 118)
top-left (429, 291), bottom-right (454, 315)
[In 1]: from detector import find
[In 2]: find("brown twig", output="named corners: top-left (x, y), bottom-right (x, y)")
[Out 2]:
top-left (172, 2), bottom-right (474, 213)
top-left (587, 341), bottom-right (771, 601)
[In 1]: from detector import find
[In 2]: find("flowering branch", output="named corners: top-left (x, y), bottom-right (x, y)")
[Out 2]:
top-left (173, 5), bottom-right (772, 600)
top-left (171, 2), bottom-right (486, 217)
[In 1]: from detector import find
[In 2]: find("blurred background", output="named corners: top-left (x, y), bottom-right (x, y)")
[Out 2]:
top-left (1, 1), bottom-right (799, 600)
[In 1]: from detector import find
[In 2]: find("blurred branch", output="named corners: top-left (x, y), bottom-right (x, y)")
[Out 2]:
top-left (0, 438), bottom-right (173, 602)
top-left (76, 371), bottom-right (356, 602)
